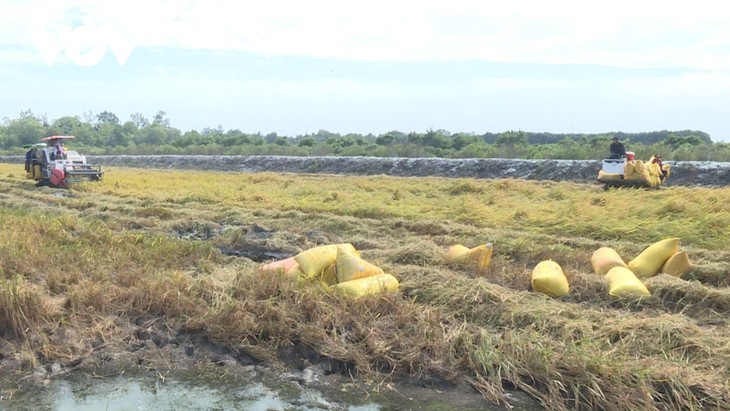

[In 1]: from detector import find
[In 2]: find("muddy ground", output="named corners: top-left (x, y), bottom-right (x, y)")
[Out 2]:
top-left (2, 316), bottom-right (528, 410)
top-left (91, 155), bottom-right (730, 187)
top-left (3, 154), bottom-right (730, 187)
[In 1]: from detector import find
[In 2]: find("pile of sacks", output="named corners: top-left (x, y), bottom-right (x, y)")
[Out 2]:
top-left (259, 238), bottom-right (691, 301)
top-left (526, 237), bottom-right (692, 299)
top-left (258, 243), bottom-right (399, 298)
top-left (621, 156), bottom-right (670, 188)
top-left (591, 237), bottom-right (691, 298)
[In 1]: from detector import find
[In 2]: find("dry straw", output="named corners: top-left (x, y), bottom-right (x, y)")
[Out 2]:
top-left (0, 164), bottom-right (728, 409)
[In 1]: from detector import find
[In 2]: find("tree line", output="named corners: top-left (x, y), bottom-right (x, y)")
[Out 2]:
top-left (2, 110), bottom-right (728, 161)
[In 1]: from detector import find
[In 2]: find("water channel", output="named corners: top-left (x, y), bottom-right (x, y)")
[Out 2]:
top-left (0, 369), bottom-right (541, 411)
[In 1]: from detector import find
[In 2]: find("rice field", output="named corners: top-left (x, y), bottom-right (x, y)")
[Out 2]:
top-left (0, 163), bottom-right (728, 410)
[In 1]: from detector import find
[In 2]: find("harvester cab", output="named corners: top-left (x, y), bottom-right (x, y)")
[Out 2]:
top-left (597, 152), bottom-right (671, 189)
top-left (26, 135), bottom-right (104, 188)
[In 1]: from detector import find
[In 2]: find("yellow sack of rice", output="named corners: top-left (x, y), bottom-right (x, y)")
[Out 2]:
top-left (336, 245), bottom-right (384, 283)
top-left (284, 263), bottom-right (304, 280)
top-left (259, 256), bottom-right (303, 280)
top-left (651, 173), bottom-right (661, 187)
top-left (332, 273), bottom-right (399, 298)
top-left (639, 169), bottom-right (651, 184)
top-left (645, 163), bottom-right (656, 178)
top-left (531, 260), bottom-right (569, 297)
top-left (605, 266), bottom-right (650, 298)
top-left (590, 247), bottom-right (628, 276)
top-left (597, 170), bottom-right (621, 181)
top-left (446, 244), bottom-right (470, 262)
top-left (634, 160), bottom-right (647, 175)
top-left (320, 263), bottom-right (337, 285)
top-left (258, 256), bottom-right (298, 274)
top-left (628, 238), bottom-right (679, 278)
top-left (661, 251), bottom-right (692, 278)
top-left (294, 243), bottom-right (359, 278)
top-left (662, 163), bottom-right (671, 178)
top-left (623, 162), bottom-right (635, 178)
top-left (446, 243), bottom-right (493, 274)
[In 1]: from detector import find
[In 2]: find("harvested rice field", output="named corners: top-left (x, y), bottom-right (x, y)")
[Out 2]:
top-left (0, 163), bottom-right (728, 410)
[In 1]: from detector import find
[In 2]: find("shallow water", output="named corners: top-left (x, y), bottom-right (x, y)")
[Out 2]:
top-left (1, 372), bottom-right (379, 411)
top-left (0, 370), bottom-right (541, 411)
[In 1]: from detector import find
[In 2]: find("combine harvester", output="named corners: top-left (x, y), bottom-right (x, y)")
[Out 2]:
top-left (25, 136), bottom-right (104, 188)
top-left (597, 151), bottom-right (670, 189)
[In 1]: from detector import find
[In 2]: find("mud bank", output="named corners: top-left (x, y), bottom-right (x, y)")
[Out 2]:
top-left (4, 155), bottom-right (730, 187)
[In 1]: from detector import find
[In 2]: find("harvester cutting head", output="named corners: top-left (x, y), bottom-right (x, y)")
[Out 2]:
top-left (26, 136), bottom-right (104, 188)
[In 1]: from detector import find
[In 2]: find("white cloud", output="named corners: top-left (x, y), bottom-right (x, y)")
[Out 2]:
top-left (3, 0), bottom-right (730, 140)
top-left (1, 0), bottom-right (728, 70)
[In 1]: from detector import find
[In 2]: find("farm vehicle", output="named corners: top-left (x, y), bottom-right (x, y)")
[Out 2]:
top-left (24, 136), bottom-right (104, 188)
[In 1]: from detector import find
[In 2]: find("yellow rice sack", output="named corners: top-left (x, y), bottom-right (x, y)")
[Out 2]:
top-left (335, 246), bottom-right (384, 283)
top-left (590, 247), bottom-right (628, 276)
top-left (661, 251), bottom-right (692, 278)
top-left (466, 244), bottom-right (493, 274)
top-left (259, 256), bottom-right (297, 274)
top-left (597, 170), bottom-right (621, 181)
top-left (332, 273), bottom-right (399, 298)
top-left (321, 263), bottom-right (337, 285)
top-left (634, 160), bottom-right (647, 175)
top-left (625, 172), bottom-right (642, 181)
top-left (531, 260), bottom-right (569, 297)
top-left (285, 263), bottom-right (303, 280)
top-left (628, 238), bottom-right (679, 278)
top-left (662, 163), bottom-right (671, 178)
top-left (294, 243), bottom-right (359, 278)
top-left (446, 245), bottom-right (470, 263)
top-left (605, 266), bottom-right (650, 298)
top-left (646, 162), bottom-right (658, 177)
top-left (623, 162), bottom-right (635, 178)
top-left (446, 244), bottom-right (493, 274)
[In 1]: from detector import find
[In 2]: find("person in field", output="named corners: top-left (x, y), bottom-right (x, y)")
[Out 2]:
top-left (652, 155), bottom-right (668, 181)
top-left (609, 137), bottom-right (626, 159)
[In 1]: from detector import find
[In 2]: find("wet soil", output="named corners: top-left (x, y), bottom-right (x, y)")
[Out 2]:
top-left (3, 154), bottom-right (730, 187)
top-left (0, 317), bottom-right (537, 410)
top-left (92, 155), bottom-right (730, 187)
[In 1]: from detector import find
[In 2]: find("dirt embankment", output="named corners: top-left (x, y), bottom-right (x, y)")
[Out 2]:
top-left (3, 155), bottom-right (730, 186)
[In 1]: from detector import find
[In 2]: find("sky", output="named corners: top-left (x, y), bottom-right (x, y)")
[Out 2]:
top-left (1, 0), bottom-right (729, 141)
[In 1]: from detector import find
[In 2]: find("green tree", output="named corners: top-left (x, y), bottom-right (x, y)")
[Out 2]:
top-left (96, 111), bottom-right (120, 127)
top-left (451, 133), bottom-right (480, 150)
top-left (137, 125), bottom-right (167, 145)
top-left (130, 113), bottom-right (149, 128)
top-left (423, 129), bottom-right (451, 149)
top-left (52, 115), bottom-right (83, 135)
top-left (0, 125), bottom-right (7, 148)
top-left (495, 131), bottom-right (529, 158)
top-left (153, 110), bottom-right (171, 127)
top-left (496, 130), bottom-right (528, 147)
top-left (407, 132), bottom-right (423, 145)
top-left (2, 113), bottom-right (44, 147)
top-left (375, 133), bottom-right (395, 146)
